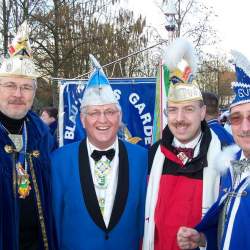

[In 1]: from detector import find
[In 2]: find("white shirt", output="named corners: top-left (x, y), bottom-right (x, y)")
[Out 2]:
top-left (87, 137), bottom-right (119, 227)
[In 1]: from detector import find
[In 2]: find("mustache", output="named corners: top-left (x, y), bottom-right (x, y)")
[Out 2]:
top-left (8, 100), bottom-right (25, 105)
top-left (239, 131), bottom-right (250, 137)
top-left (173, 121), bottom-right (189, 127)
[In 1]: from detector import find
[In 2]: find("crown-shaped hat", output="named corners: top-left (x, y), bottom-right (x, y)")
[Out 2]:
top-left (230, 50), bottom-right (250, 108)
top-left (163, 38), bottom-right (202, 103)
top-left (0, 21), bottom-right (38, 79)
top-left (81, 54), bottom-right (118, 107)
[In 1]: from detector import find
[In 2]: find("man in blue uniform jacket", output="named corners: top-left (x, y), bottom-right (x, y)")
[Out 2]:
top-left (202, 91), bottom-right (234, 147)
top-left (51, 55), bottom-right (148, 250)
top-left (0, 22), bottom-right (57, 249)
top-left (177, 50), bottom-right (250, 250)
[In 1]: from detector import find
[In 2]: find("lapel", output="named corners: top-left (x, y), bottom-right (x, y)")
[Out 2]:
top-left (78, 139), bottom-right (129, 232)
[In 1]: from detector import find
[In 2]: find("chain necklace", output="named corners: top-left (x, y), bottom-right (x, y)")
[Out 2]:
top-left (1, 122), bottom-right (31, 198)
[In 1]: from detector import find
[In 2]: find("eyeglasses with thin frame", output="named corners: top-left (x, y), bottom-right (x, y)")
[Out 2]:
top-left (85, 109), bottom-right (120, 119)
top-left (0, 82), bottom-right (35, 94)
top-left (228, 113), bottom-right (250, 125)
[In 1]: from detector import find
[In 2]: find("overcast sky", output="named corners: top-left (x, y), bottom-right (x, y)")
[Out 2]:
top-left (124, 0), bottom-right (250, 59)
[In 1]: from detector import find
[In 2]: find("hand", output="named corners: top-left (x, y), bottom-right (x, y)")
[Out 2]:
top-left (177, 226), bottom-right (206, 249)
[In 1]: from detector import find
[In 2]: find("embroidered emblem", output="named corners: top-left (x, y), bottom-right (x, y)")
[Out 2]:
top-left (176, 152), bottom-right (189, 165)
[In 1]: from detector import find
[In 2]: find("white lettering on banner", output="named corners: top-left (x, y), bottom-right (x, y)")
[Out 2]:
top-left (145, 137), bottom-right (151, 145)
top-left (129, 93), bottom-right (152, 145)
top-left (141, 113), bottom-right (151, 125)
top-left (135, 103), bottom-right (146, 115)
top-left (238, 88), bottom-right (250, 98)
top-left (64, 125), bottom-right (76, 139)
top-left (144, 126), bottom-right (153, 145)
top-left (69, 105), bottom-right (78, 124)
top-left (64, 104), bottom-right (79, 140)
top-left (144, 126), bottom-right (152, 136)
top-left (129, 93), bottom-right (140, 105)
top-left (114, 89), bottom-right (121, 101)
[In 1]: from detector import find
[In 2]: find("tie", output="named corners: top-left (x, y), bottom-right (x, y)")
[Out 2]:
top-left (174, 147), bottom-right (194, 159)
top-left (91, 148), bottom-right (115, 162)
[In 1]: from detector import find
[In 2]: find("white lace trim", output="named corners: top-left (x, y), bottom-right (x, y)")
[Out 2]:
top-left (230, 98), bottom-right (250, 108)
top-left (231, 50), bottom-right (250, 77)
top-left (231, 81), bottom-right (250, 88)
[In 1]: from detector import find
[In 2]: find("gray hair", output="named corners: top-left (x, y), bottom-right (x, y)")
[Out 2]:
top-left (81, 103), bottom-right (123, 126)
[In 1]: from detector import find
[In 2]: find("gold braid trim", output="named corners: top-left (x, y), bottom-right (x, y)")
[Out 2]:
top-left (28, 153), bottom-right (49, 250)
top-left (12, 153), bottom-right (17, 197)
top-left (4, 145), bottom-right (17, 197)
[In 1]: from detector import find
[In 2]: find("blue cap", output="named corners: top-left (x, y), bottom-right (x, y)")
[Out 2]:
top-left (230, 50), bottom-right (250, 108)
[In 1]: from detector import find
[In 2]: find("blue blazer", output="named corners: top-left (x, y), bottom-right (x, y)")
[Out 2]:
top-left (51, 139), bottom-right (147, 250)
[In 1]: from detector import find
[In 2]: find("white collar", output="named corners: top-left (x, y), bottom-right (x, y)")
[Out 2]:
top-left (240, 151), bottom-right (250, 160)
top-left (172, 131), bottom-right (202, 148)
top-left (87, 137), bottom-right (118, 153)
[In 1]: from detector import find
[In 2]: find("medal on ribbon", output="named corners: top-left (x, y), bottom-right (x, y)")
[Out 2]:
top-left (16, 162), bottom-right (31, 199)
top-left (98, 197), bottom-right (105, 215)
top-left (176, 152), bottom-right (189, 165)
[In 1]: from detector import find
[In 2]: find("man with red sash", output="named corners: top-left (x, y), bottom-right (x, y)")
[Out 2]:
top-left (143, 38), bottom-right (222, 250)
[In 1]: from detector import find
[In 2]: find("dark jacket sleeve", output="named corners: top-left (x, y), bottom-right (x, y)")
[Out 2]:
top-left (148, 141), bottom-right (160, 174)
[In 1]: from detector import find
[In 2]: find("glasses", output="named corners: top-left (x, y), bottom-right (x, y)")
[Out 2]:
top-left (0, 83), bottom-right (35, 94)
top-left (229, 114), bottom-right (250, 125)
top-left (85, 109), bottom-right (119, 119)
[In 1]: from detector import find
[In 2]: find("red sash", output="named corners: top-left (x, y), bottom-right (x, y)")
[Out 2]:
top-left (154, 175), bottom-right (202, 250)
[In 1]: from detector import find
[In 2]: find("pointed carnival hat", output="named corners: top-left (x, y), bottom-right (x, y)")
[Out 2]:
top-left (163, 38), bottom-right (202, 103)
top-left (81, 54), bottom-right (118, 107)
top-left (0, 21), bottom-right (38, 79)
top-left (230, 50), bottom-right (250, 108)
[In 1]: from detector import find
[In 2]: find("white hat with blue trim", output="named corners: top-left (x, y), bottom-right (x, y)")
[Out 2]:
top-left (81, 54), bottom-right (118, 107)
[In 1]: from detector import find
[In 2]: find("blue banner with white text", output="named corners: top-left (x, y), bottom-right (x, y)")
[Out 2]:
top-left (59, 78), bottom-right (156, 148)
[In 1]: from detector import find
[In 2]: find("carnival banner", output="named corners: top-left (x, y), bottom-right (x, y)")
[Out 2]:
top-left (59, 78), bottom-right (156, 148)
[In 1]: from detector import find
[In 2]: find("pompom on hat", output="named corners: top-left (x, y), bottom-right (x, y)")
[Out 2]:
top-left (230, 50), bottom-right (250, 108)
top-left (0, 21), bottom-right (39, 79)
top-left (163, 38), bottom-right (202, 103)
top-left (81, 54), bottom-right (118, 107)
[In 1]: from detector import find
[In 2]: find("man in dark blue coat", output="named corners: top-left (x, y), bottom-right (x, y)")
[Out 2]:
top-left (202, 92), bottom-right (234, 147)
top-left (40, 107), bottom-right (58, 137)
top-left (40, 107), bottom-right (58, 147)
top-left (0, 21), bottom-right (57, 250)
